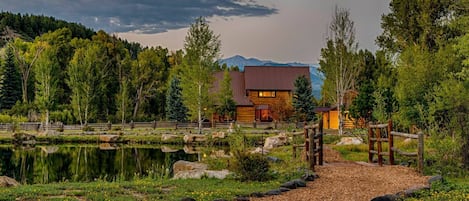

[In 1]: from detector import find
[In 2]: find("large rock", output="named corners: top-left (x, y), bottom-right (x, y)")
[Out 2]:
top-left (250, 147), bottom-right (270, 155)
top-left (99, 135), bottom-right (119, 142)
top-left (212, 132), bottom-right (226, 139)
top-left (161, 145), bottom-right (179, 153)
top-left (172, 160), bottom-right (231, 179)
top-left (336, 137), bottom-right (363, 145)
top-left (183, 145), bottom-right (201, 154)
top-left (99, 143), bottom-right (117, 150)
top-left (183, 134), bottom-right (207, 143)
top-left (0, 176), bottom-right (20, 187)
top-left (161, 134), bottom-right (178, 141)
top-left (264, 133), bottom-right (288, 149)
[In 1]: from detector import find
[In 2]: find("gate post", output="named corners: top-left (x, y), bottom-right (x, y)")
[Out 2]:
top-left (388, 120), bottom-right (394, 165)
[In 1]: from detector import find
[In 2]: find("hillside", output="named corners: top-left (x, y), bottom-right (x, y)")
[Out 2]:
top-left (219, 55), bottom-right (323, 98)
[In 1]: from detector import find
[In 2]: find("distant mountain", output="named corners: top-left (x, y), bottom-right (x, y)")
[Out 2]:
top-left (219, 55), bottom-right (323, 99)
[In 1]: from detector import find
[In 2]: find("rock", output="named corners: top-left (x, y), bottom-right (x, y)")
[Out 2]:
top-left (250, 192), bottom-right (265, 197)
top-left (13, 133), bottom-right (36, 144)
top-left (161, 134), bottom-right (178, 141)
top-left (234, 196), bottom-right (249, 201)
top-left (402, 186), bottom-right (430, 198)
top-left (99, 143), bottom-right (117, 150)
top-left (173, 160), bottom-right (207, 173)
top-left (264, 133), bottom-right (288, 149)
top-left (292, 179), bottom-right (307, 187)
top-left (265, 189), bottom-right (282, 196)
top-left (279, 187), bottom-right (291, 192)
top-left (280, 181), bottom-right (297, 189)
top-left (336, 137), bottom-right (363, 145)
top-left (40, 146), bottom-right (59, 154)
top-left (183, 134), bottom-right (207, 143)
top-left (180, 197), bottom-right (196, 201)
top-left (0, 176), bottom-right (20, 187)
top-left (161, 146), bottom-right (179, 153)
top-left (266, 156), bottom-right (283, 163)
top-left (250, 147), bottom-right (269, 155)
top-left (213, 199), bottom-right (228, 201)
top-left (183, 145), bottom-right (201, 154)
top-left (370, 194), bottom-right (400, 201)
top-left (210, 150), bottom-right (230, 158)
top-left (99, 135), bottom-right (119, 142)
top-left (212, 132), bottom-right (226, 139)
top-left (204, 170), bottom-right (231, 179)
top-left (428, 175), bottom-right (443, 185)
top-left (301, 173), bottom-right (317, 181)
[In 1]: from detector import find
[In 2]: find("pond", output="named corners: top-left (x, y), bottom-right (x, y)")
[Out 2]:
top-left (0, 144), bottom-right (200, 184)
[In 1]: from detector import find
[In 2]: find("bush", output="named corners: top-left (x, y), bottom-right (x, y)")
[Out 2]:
top-left (231, 151), bottom-right (271, 181)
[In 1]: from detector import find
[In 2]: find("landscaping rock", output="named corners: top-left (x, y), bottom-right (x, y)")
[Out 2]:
top-left (180, 197), bottom-right (196, 201)
top-left (161, 134), bottom-right (178, 141)
top-left (173, 160), bottom-right (207, 173)
top-left (428, 175), bottom-right (443, 185)
top-left (336, 137), bottom-right (363, 145)
top-left (183, 145), bottom-right (201, 154)
top-left (264, 133), bottom-right (287, 149)
top-left (211, 132), bottom-right (226, 139)
top-left (292, 179), bottom-right (307, 187)
top-left (301, 173), bottom-right (317, 181)
top-left (213, 199), bottom-right (228, 201)
top-left (250, 147), bottom-right (269, 155)
top-left (203, 170), bottom-right (231, 179)
top-left (161, 145), bottom-right (179, 153)
top-left (265, 189), bottom-right (282, 196)
top-left (184, 134), bottom-right (207, 143)
top-left (370, 194), bottom-right (400, 201)
top-left (279, 187), bottom-right (291, 192)
top-left (210, 150), bottom-right (230, 158)
top-left (280, 181), bottom-right (297, 189)
top-left (234, 196), bottom-right (249, 201)
top-left (250, 192), bottom-right (265, 197)
top-left (99, 143), bottom-right (117, 150)
top-left (0, 176), bottom-right (20, 187)
top-left (99, 135), bottom-right (119, 142)
top-left (402, 186), bottom-right (430, 198)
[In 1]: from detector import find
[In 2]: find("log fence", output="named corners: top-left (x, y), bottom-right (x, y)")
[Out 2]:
top-left (292, 120), bottom-right (323, 170)
top-left (368, 120), bottom-right (424, 173)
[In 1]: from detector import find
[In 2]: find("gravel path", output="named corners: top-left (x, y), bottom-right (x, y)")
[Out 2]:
top-left (252, 146), bottom-right (430, 201)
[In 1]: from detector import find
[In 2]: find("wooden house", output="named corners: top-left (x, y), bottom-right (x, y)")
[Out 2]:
top-left (213, 66), bottom-right (310, 123)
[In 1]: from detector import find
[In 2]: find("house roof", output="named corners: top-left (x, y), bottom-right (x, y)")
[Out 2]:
top-left (244, 66), bottom-right (310, 90)
top-left (213, 71), bottom-right (253, 106)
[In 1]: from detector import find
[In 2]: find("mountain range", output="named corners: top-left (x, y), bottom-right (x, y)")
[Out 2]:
top-left (219, 55), bottom-right (323, 98)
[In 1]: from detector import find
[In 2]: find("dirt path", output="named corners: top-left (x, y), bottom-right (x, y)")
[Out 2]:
top-left (252, 146), bottom-right (430, 201)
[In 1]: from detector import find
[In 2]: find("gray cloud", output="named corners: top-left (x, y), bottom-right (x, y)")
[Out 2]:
top-left (0, 0), bottom-right (278, 33)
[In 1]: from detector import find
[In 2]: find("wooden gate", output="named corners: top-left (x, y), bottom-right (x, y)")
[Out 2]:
top-left (292, 120), bottom-right (324, 170)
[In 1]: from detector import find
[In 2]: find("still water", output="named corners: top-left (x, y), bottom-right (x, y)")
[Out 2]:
top-left (0, 144), bottom-right (198, 184)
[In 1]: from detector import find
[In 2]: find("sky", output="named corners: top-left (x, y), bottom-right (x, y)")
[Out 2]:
top-left (1, 0), bottom-right (390, 64)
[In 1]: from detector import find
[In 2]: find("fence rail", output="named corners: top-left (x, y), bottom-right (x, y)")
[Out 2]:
top-left (0, 121), bottom-right (304, 132)
top-left (292, 120), bottom-right (323, 170)
top-left (368, 120), bottom-right (424, 173)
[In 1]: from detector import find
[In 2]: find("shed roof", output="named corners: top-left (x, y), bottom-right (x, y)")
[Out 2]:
top-left (244, 66), bottom-right (310, 90)
top-left (213, 71), bottom-right (253, 106)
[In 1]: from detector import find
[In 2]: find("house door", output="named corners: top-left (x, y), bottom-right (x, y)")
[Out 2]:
top-left (255, 105), bottom-right (272, 122)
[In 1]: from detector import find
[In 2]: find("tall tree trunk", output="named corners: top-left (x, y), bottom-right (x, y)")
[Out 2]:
top-left (198, 83), bottom-right (202, 134)
top-left (133, 84), bottom-right (143, 120)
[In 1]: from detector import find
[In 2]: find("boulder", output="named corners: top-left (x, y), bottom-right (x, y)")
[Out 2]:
top-left (250, 147), bottom-right (269, 155)
top-left (161, 146), bottom-right (179, 153)
top-left (280, 181), bottom-right (297, 189)
top-left (265, 189), bottom-right (282, 196)
top-left (210, 150), bottom-right (230, 158)
top-left (99, 135), bottom-right (119, 142)
top-left (173, 160), bottom-right (207, 173)
top-left (428, 175), bottom-right (443, 186)
top-left (161, 134), bottom-right (178, 142)
top-left (292, 179), bottom-right (307, 187)
top-left (172, 160), bottom-right (231, 179)
top-left (0, 176), bottom-right (20, 187)
top-left (212, 132), bottom-right (226, 139)
top-left (336, 137), bottom-right (363, 145)
top-left (264, 133), bottom-right (288, 149)
top-left (370, 194), bottom-right (400, 201)
top-left (180, 197), bottom-right (196, 201)
top-left (203, 170), bottom-right (231, 179)
top-left (183, 145), bottom-right (201, 154)
top-left (99, 143), bottom-right (117, 150)
top-left (183, 134), bottom-right (207, 143)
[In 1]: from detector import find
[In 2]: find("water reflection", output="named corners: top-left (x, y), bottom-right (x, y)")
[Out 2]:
top-left (0, 144), bottom-right (198, 184)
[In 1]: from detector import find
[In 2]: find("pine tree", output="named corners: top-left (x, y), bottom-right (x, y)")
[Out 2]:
top-left (165, 77), bottom-right (187, 122)
top-left (293, 75), bottom-right (315, 122)
top-left (0, 46), bottom-right (22, 110)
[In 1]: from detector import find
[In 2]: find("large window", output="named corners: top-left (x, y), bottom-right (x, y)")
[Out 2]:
top-left (258, 91), bottom-right (276, 98)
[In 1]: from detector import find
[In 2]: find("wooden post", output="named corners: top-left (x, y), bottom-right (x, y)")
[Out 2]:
top-left (377, 127), bottom-right (383, 166)
top-left (368, 126), bottom-right (374, 163)
top-left (418, 131), bottom-right (424, 174)
top-left (253, 120), bottom-right (257, 129)
top-left (319, 119), bottom-right (324, 165)
top-left (388, 120), bottom-right (394, 165)
top-left (309, 130), bottom-right (314, 170)
top-left (304, 123), bottom-right (309, 161)
top-left (312, 127), bottom-right (317, 167)
top-left (153, 120), bottom-right (157, 129)
top-left (107, 121), bottom-right (112, 131)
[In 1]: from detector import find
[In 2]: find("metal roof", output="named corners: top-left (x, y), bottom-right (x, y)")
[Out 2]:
top-left (244, 66), bottom-right (310, 90)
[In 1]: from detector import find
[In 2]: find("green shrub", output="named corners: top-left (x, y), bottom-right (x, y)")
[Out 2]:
top-left (231, 151), bottom-right (271, 181)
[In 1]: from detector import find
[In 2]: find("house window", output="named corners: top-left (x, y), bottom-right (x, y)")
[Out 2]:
top-left (258, 91), bottom-right (276, 98)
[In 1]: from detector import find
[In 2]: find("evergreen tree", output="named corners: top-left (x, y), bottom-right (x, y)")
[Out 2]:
top-left (349, 81), bottom-right (375, 124)
top-left (216, 69), bottom-right (236, 121)
top-left (293, 75), bottom-right (315, 122)
top-left (0, 46), bottom-right (22, 110)
top-left (165, 77), bottom-right (187, 122)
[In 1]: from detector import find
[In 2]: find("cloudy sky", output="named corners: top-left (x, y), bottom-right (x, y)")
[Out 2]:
top-left (1, 0), bottom-right (390, 64)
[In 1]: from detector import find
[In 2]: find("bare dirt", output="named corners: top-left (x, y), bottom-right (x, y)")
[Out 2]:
top-left (252, 146), bottom-right (430, 201)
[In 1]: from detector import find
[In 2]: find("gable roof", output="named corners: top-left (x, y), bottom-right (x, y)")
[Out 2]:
top-left (213, 71), bottom-right (253, 106)
top-left (244, 66), bottom-right (310, 90)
